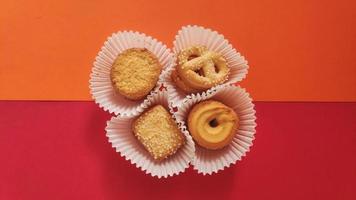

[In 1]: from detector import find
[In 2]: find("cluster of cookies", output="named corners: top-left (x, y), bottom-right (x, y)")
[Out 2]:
top-left (109, 44), bottom-right (239, 161)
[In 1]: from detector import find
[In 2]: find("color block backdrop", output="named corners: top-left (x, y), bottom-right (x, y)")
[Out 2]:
top-left (0, 0), bottom-right (356, 199)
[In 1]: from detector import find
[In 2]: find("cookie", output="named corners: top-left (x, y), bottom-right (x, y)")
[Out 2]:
top-left (111, 48), bottom-right (162, 100)
top-left (132, 105), bottom-right (185, 160)
top-left (173, 46), bottom-right (229, 93)
top-left (187, 100), bottom-right (238, 150)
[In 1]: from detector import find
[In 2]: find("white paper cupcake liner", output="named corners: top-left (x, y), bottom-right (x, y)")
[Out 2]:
top-left (105, 88), bottom-right (195, 178)
top-left (160, 25), bottom-right (249, 106)
top-left (174, 84), bottom-right (256, 175)
top-left (90, 31), bottom-right (174, 116)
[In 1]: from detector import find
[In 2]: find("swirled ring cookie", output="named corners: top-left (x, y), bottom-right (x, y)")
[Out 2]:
top-left (187, 100), bottom-right (238, 150)
top-left (111, 48), bottom-right (162, 100)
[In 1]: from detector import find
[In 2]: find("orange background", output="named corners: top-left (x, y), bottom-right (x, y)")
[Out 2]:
top-left (1, 0), bottom-right (356, 101)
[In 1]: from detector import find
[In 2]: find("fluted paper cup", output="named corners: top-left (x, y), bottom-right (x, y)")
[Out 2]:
top-left (174, 84), bottom-right (256, 175)
top-left (105, 88), bottom-right (195, 178)
top-left (90, 31), bottom-right (173, 116)
top-left (161, 25), bottom-right (249, 106)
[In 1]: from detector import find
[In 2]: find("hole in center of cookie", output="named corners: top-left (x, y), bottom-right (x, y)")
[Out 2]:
top-left (213, 64), bottom-right (219, 73)
top-left (209, 118), bottom-right (219, 127)
top-left (194, 69), bottom-right (205, 77)
top-left (188, 54), bottom-right (199, 61)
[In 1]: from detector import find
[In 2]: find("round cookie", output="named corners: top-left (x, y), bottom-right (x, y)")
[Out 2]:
top-left (111, 48), bottom-right (162, 100)
top-left (187, 100), bottom-right (238, 150)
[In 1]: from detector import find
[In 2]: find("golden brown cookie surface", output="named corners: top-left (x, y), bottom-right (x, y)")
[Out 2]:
top-left (173, 46), bottom-right (229, 93)
top-left (171, 69), bottom-right (199, 93)
top-left (111, 48), bottom-right (162, 100)
top-left (132, 105), bottom-right (185, 160)
top-left (187, 100), bottom-right (238, 150)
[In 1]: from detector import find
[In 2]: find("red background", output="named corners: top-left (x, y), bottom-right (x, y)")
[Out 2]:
top-left (1, 102), bottom-right (355, 199)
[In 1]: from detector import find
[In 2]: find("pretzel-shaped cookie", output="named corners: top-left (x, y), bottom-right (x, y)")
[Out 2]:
top-left (176, 46), bottom-right (229, 91)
